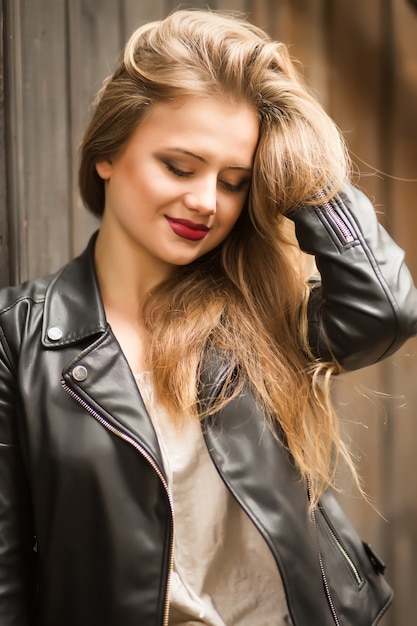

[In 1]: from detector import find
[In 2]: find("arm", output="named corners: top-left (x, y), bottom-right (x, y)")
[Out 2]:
top-left (288, 183), bottom-right (417, 371)
top-left (0, 325), bottom-right (34, 624)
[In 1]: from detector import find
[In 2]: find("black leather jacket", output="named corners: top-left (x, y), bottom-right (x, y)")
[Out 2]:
top-left (0, 184), bottom-right (416, 626)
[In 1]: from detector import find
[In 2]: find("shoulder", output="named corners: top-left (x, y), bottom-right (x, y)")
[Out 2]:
top-left (0, 267), bottom-right (65, 358)
top-left (0, 274), bottom-right (51, 314)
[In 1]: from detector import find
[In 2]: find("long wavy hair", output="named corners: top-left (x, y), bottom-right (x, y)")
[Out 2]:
top-left (79, 9), bottom-right (356, 506)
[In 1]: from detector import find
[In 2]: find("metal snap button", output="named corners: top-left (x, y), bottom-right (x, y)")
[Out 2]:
top-left (47, 326), bottom-right (63, 341)
top-left (72, 365), bottom-right (88, 382)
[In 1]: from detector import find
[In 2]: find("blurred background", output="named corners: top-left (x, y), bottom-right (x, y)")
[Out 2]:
top-left (0, 1), bottom-right (416, 624)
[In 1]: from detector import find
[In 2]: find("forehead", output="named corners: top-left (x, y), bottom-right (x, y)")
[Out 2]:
top-left (128, 96), bottom-right (259, 166)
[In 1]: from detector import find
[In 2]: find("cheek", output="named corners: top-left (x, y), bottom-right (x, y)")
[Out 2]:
top-left (135, 164), bottom-right (181, 203)
top-left (222, 198), bottom-right (246, 229)
top-left (116, 170), bottom-right (161, 210)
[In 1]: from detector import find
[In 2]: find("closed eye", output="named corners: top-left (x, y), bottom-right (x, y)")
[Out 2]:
top-left (220, 179), bottom-right (250, 193)
top-left (164, 160), bottom-right (250, 192)
top-left (164, 162), bottom-right (193, 178)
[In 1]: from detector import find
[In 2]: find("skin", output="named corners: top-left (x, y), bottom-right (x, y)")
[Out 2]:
top-left (94, 96), bottom-right (259, 372)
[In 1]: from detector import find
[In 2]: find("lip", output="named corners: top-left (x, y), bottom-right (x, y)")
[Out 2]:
top-left (165, 217), bottom-right (210, 241)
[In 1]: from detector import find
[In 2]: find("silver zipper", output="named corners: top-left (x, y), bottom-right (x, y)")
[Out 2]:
top-left (319, 506), bottom-right (363, 586)
top-left (318, 193), bottom-right (356, 244)
top-left (61, 379), bottom-right (174, 626)
top-left (308, 482), bottom-right (341, 626)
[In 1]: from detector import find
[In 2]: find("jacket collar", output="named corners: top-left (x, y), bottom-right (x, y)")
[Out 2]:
top-left (42, 232), bottom-right (107, 348)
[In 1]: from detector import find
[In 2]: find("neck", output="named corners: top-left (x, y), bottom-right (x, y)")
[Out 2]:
top-left (94, 223), bottom-right (173, 321)
top-left (93, 223), bottom-right (174, 374)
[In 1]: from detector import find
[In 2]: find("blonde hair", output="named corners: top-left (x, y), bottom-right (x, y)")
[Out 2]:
top-left (79, 9), bottom-right (356, 506)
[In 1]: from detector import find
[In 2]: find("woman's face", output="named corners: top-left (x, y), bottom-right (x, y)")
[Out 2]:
top-left (95, 96), bottom-right (259, 274)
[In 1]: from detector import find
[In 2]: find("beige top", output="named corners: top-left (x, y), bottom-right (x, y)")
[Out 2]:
top-left (136, 372), bottom-right (292, 626)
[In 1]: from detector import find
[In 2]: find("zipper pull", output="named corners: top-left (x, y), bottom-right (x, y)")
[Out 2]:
top-left (363, 542), bottom-right (387, 575)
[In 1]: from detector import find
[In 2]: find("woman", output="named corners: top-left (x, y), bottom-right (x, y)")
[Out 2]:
top-left (0, 9), bottom-right (416, 626)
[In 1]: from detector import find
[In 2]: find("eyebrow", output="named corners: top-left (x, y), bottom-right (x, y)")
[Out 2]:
top-left (165, 147), bottom-right (253, 172)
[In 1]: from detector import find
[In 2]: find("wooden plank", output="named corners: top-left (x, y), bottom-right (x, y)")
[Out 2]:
top-left (4, 0), bottom-right (72, 282)
top-left (22, 0), bottom-right (72, 279)
top-left (284, 0), bottom-right (330, 109)
top-left (165, 0), bottom-right (218, 10)
top-left (68, 0), bottom-right (122, 257)
top-left (122, 0), bottom-right (166, 33)
top-left (3, 0), bottom-right (27, 284)
top-left (324, 0), bottom-right (385, 203)
top-left (253, 0), bottom-right (330, 108)
top-left (388, 342), bottom-right (417, 626)
top-left (0, 2), bottom-right (10, 287)
top-left (388, 0), bottom-right (417, 272)
top-left (379, 1), bottom-right (417, 623)
top-left (248, 0), bottom-right (266, 27)
top-left (218, 0), bottom-right (250, 11)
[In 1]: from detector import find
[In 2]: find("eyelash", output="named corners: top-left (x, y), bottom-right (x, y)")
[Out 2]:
top-left (165, 162), bottom-right (192, 178)
top-left (222, 181), bottom-right (247, 193)
top-left (164, 161), bottom-right (248, 193)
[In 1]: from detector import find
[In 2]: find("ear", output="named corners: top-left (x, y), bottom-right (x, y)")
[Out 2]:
top-left (95, 159), bottom-right (113, 180)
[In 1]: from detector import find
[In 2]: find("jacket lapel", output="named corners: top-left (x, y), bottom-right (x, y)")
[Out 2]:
top-left (42, 232), bottom-right (165, 476)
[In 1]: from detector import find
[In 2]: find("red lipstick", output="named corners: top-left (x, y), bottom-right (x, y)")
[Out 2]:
top-left (165, 217), bottom-right (209, 241)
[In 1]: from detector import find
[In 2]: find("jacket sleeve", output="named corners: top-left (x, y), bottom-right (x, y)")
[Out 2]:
top-left (288, 182), bottom-right (417, 371)
top-left (0, 323), bottom-right (34, 624)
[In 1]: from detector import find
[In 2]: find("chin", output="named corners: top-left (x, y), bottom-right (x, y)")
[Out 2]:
top-left (171, 257), bottom-right (201, 267)
top-left (165, 249), bottom-right (209, 267)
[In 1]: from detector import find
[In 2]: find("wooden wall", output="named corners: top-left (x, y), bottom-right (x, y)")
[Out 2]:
top-left (1, 1), bottom-right (417, 624)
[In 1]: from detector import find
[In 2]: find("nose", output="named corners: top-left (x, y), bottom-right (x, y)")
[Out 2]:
top-left (184, 177), bottom-right (217, 215)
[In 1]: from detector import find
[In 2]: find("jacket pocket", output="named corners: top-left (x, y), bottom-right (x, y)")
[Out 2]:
top-left (317, 502), bottom-right (364, 588)
top-left (315, 491), bottom-right (393, 626)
